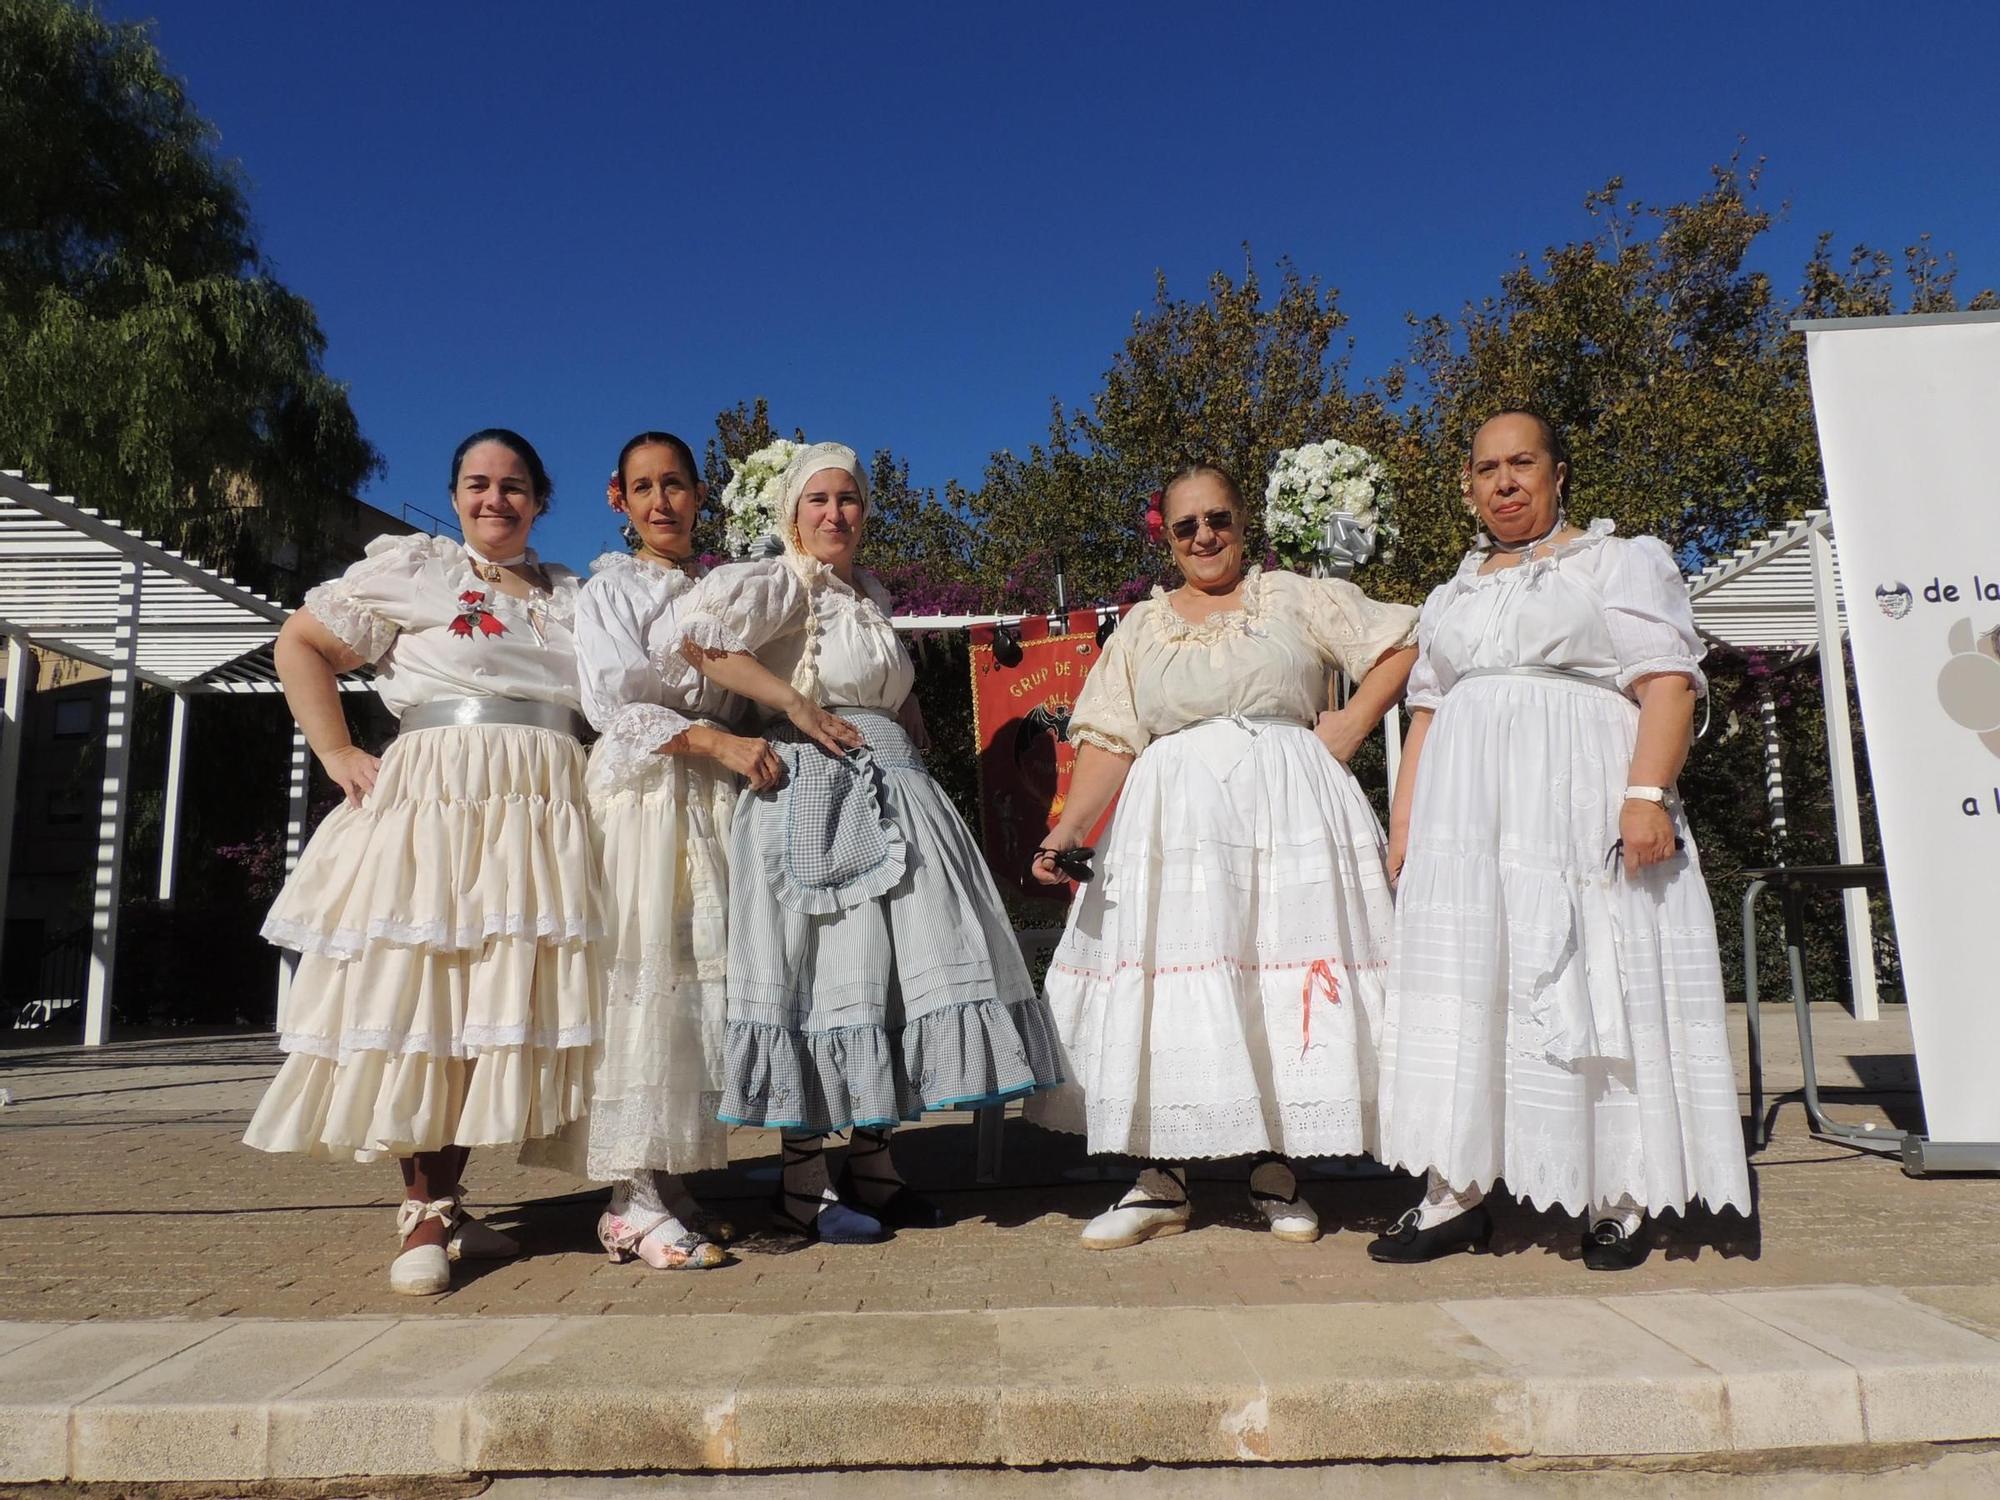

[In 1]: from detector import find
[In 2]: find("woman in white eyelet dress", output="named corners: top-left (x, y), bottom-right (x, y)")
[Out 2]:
top-left (244, 429), bottom-right (599, 1296)
top-left (520, 432), bottom-right (785, 1271)
top-left (1028, 464), bottom-right (1419, 1251)
top-left (1370, 410), bottom-right (1751, 1270)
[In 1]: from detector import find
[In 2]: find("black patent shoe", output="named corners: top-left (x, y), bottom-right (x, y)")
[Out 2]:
top-left (1581, 1218), bottom-right (1649, 1271)
top-left (1366, 1203), bottom-right (1493, 1264)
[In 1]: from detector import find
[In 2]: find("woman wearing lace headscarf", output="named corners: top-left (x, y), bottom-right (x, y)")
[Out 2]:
top-left (1369, 410), bottom-right (1750, 1270)
top-left (1028, 462), bottom-right (1419, 1249)
top-left (677, 442), bottom-right (1064, 1243)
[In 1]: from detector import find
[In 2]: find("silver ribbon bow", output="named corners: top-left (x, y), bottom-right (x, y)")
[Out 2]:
top-left (1313, 512), bottom-right (1377, 578)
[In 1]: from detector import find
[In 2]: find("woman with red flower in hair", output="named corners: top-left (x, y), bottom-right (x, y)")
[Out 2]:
top-left (1028, 462), bottom-right (1418, 1250)
top-left (244, 429), bottom-right (601, 1298)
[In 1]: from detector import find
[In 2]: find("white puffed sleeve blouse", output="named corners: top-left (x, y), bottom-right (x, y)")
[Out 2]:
top-left (1067, 567), bottom-right (1419, 758)
top-left (678, 556), bottom-right (916, 717)
top-left (301, 532), bottom-right (583, 717)
top-left (572, 552), bottom-right (747, 795)
top-left (1403, 519), bottom-right (1707, 712)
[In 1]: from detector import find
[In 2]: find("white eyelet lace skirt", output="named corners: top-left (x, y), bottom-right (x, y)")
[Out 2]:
top-left (244, 722), bottom-right (600, 1161)
top-left (1027, 718), bottom-right (1396, 1161)
top-left (1377, 674), bottom-right (1752, 1216)
top-left (521, 748), bottom-right (734, 1180)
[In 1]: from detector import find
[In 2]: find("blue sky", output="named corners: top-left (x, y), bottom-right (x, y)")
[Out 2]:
top-left (108, 2), bottom-right (2000, 570)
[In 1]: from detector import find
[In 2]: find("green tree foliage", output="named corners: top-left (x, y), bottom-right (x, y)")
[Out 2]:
top-left (1384, 160), bottom-right (1991, 595)
top-left (700, 397), bottom-right (787, 505)
top-left (0, 0), bottom-right (378, 593)
top-left (965, 260), bottom-right (1371, 606)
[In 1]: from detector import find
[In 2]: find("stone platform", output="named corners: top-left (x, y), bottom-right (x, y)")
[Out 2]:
top-left (8, 1286), bottom-right (2000, 1484)
top-left (3, 1006), bottom-right (1999, 1488)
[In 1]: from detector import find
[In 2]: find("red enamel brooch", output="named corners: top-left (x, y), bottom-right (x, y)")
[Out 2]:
top-left (450, 590), bottom-right (507, 638)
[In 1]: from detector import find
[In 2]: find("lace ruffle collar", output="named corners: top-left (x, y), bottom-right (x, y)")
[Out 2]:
top-left (437, 537), bottom-right (579, 626)
top-left (590, 550), bottom-right (701, 587)
top-left (789, 554), bottom-right (895, 619)
top-left (1456, 518), bottom-right (1616, 586)
top-left (1146, 566), bottom-right (1267, 646)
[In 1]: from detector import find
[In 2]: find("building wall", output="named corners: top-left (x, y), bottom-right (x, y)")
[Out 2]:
top-left (1, 669), bottom-right (105, 1006)
top-left (1, 492), bottom-right (436, 1017)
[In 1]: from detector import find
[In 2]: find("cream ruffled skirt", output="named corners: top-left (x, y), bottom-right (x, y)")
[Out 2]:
top-left (522, 747), bottom-right (735, 1180)
top-left (243, 723), bottom-right (600, 1161)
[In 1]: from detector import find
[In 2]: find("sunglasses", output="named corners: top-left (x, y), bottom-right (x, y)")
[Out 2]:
top-left (1032, 845), bottom-right (1096, 882)
top-left (1168, 509), bottom-right (1237, 542)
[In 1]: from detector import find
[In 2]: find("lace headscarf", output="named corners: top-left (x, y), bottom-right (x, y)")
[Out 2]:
top-left (774, 442), bottom-right (871, 702)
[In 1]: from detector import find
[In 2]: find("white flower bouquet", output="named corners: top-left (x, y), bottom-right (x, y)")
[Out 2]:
top-left (719, 437), bottom-right (805, 555)
top-left (1263, 438), bottom-right (1397, 575)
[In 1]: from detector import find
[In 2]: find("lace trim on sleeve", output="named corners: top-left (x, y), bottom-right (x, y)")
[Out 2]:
top-left (1616, 656), bottom-right (1709, 699)
top-left (1070, 725), bottom-right (1139, 758)
top-left (647, 635), bottom-right (711, 702)
top-left (588, 701), bottom-right (697, 797)
top-left (301, 581), bottom-right (397, 663)
top-left (680, 612), bottom-right (753, 663)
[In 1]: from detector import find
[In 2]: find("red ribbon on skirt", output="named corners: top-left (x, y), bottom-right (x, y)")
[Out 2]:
top-left (1301, 958), bottom-right (1340, 1056)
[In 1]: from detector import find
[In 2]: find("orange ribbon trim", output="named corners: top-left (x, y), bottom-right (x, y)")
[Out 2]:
top-left (1301, 958), bottom-right (1340, 1055)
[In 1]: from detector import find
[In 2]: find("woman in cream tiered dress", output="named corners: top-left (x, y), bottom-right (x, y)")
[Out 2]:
top-left (1029, 463), bottom-right (1419, 1249)
top-left (245, 430), bottom-right (599, 1296)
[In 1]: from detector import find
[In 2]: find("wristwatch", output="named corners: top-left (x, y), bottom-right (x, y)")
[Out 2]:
top-left (1623, 785), bottom-right (1668, 804)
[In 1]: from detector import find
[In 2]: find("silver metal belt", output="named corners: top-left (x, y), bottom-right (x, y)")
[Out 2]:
top-left (1162, 712), bottom-right (1309, 738)
top-left (397, 697), bottom-right (588, 739)
top-left (1452, 666), bottom-right (1629, 698)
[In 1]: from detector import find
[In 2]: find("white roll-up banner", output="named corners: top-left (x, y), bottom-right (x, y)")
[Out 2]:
top-left (1804, 311), bottom-right (2000, 1145)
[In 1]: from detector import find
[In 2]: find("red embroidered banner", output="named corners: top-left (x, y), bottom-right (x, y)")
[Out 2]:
top-left (968, 609), bottom-right (1128, 902)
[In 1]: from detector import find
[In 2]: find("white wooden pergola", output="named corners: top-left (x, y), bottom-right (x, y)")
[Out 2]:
top-left (0, 469), bottom-right (363, 1044)
top-left (1686, 508), bottom-right (1880, 1019)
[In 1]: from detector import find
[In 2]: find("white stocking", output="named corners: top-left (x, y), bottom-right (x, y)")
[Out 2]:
top-left (1115, 1163), bottom-right (1188, 1210)
top-left (1590, 1194), bottom-right (1643, 1236)
top-left (1414, 1171), bottom-right (1484, 1230)
top-left (609, 1173), bottom-right (691, 1243)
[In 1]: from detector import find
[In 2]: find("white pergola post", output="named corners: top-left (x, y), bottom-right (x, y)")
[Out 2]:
top-left (1759, 684), bottom-right (1788, 857)
top-left (84, 559), bottom-right (143, 1046)
top-left (0, 634), bottom-right (28, 984)
top-left (156, 691), bottom-right (190, 903)
top-left (275, 724), bottom-right (310, 1021)
top-left (1809, 523), bottom-right (1880, 1020)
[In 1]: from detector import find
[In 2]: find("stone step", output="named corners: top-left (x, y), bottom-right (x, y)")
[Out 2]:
top-left (4, 1285), bottom-right (2000, 1484)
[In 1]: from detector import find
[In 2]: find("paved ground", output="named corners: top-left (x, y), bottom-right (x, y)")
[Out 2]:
top-left (0, 1004), bottom-right (1985, 1322)
top-left (9, 1007), bottom-right (2000, 1489)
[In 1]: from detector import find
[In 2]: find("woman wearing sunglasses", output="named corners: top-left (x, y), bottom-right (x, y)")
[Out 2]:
top-left (1369, 410), bottom-right (1749, 1271)
top-left (1029, 463), bottom-right (1418, 1249)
